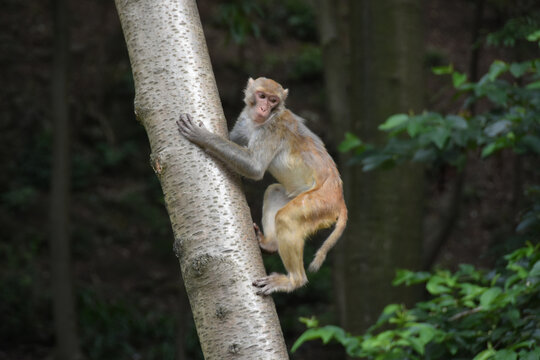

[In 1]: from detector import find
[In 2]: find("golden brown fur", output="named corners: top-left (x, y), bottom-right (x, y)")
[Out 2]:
top-left (177, 77), bottom-right (347, 295)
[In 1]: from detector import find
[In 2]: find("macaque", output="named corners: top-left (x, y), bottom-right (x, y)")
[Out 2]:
top-left (177, 77), bottom-right (347, 295)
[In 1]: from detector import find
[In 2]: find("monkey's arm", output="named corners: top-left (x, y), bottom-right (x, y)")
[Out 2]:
top-left (229, 116), bottom-right (249, 146)
top-left (177, 114), bottom-right (275, 180)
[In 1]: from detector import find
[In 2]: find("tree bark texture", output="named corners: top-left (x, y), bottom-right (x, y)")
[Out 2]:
top-left (114, 1), bottom-right (288, 359)
top-left (335, 0), bottom-right (426, 332)
top-left (50, 0), bottom-right (83, 358)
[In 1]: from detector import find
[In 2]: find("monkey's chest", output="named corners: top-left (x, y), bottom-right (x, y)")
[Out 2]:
top-left (268, 154), bottom-right (314, 197)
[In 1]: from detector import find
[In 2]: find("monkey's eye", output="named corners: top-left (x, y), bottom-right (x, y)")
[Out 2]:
top-left (270, 97), bottom-right (278, 104)
top-left (258, 93), bottom-right (266, 99)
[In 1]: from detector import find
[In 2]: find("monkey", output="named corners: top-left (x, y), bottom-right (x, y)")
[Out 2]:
top-left (177, 77), bottom-right (347, 295)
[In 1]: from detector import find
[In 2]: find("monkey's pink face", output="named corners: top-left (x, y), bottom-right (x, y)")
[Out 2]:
top-left (254, 91), bottom-right (280, 123)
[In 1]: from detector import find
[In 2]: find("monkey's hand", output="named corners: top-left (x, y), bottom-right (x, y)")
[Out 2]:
top-left (177, 113), bottom-right (212, 147)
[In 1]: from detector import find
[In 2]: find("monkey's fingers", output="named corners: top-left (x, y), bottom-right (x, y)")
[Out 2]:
top-left (176, 119), bottom-right (191, 137)
top-left (177, 115), bottom-right (200, 140)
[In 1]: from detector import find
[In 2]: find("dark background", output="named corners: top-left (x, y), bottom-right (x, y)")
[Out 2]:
top-left (1, 0), bottom-right (538, 359)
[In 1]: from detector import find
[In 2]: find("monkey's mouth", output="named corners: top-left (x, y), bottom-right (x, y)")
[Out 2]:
top-left (255, 107), bottom-right (271, 121)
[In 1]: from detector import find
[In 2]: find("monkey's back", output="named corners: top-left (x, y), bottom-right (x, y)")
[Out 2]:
top-left (267, 110), bottom-right (343, 200)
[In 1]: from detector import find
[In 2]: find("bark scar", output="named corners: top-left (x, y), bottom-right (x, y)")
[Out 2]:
top-left (150, 153), bottom-right (163, 175)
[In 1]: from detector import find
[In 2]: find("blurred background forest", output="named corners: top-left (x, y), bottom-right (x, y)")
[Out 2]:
top-left (1, 0), bottom-right (539, 359)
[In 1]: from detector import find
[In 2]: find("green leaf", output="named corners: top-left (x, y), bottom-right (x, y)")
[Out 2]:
top-left (504, 274), bottom-right (521, 290)
top-left (406, 116), bottom-right (426, 137)
top-left (479, 287), bottom-right (502, 309)
top-left (416, 324), bottom-right (436, 344)
top-left (291, 326), bottom-right (347, 353)
top-left (473, 348), bottom-right (496, 360)
top-left (446, 115), bottom-right (468, 129)
top-left (503, 308), bottom-right (520, 327)
top-left (426, 277), bottom-right (451, 295)
top-left (509, 61), bottom-right (530, 78)
top-left (487, 60), bottom-right (508, 81)
top-left (406, 336), bottom-right (425, 355)
top-left (430, 127), bottom-right (450, 149)
top-left (448, 343), bottom-right (459, 355)
top-left (516, 213), bottom-right (538, 233)
top-left (459, 282), bottom-right (485, 299)
top-left (526, 29), bottom-right (540, 42)
top-left (526, 80), bottom-right (540, 89)
top-left (379, 114), bottom-right (409, 131)
top-left (481, 142), bottom-right (501, 158)
top-left (412, 148), bottom-right (437, 163)
top-left (432, 64), bottom-right (453, 75)
top-left (452, 72), bottom-right (468, 87)
top-left (393, 270), bottom-right (431, 286)
top-left (339, 132), bottom-right (363, 152)
top-left (493, 349), bottom-right (517, 360)
top-left (299, 316), bottom-right (319, 328)
top-left (484, 120), bottom-right (511, 137)
top-left (381, 304), bottom-right (401, 315)
top-left (507, 263), bottom-right (528, 279)
top-left (520, 135), bottom-right (540, 154)
top-left (362, 154), bottom-right (393, 171)
top-left (529, 260), bottom-right (540, 278)
top-left (485, 87), bottom-right (508, 105)
top-left (520, 348), bottom-right (540, 360)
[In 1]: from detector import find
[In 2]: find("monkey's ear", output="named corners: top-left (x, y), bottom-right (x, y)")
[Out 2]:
top-left (282, 88), bottom-right (289, 102)
top-left (244, 78), bottom-right (255, 104)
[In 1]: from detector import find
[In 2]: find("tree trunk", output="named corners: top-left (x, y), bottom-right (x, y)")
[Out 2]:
top-left (314, 0), bottom-right (351, 141)
top-left (336, 0), bottom-right (425, 332)
top-left (114, 1), bottom-right (288, 359)
top-left (50, 0), bottom-right (83, 358)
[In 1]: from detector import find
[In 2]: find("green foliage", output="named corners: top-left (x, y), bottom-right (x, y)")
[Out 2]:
top-left (0, 273), bottom-right (52, 346)
top-left (79, 290), bottom-right (195, 360)
top-left (2, 186), bottom-right (38, 209)
top-left (342, 58), bottom-right (540, 171)
top-left (259, 0), bottom-right (317, 43)
top-left (275, 0), bottom-right (317, 41)
top-left (217, 0), bottom-right (262, 45)
top-left (216, 0), bottom-right (317, 45)
top-left (293, 243), bottom-right (540, 359)
top-left (298, 29), bottom-right (540, 360)
top-left (516, 185), bottom-right (540, 234)
top-left (290, 45), bottom-right (322, 80)
top-left (486, 14), bottom-right (540, 47)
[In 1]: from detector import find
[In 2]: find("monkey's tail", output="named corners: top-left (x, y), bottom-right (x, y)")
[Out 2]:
top-left (308, 205), bottom-right (348, 273)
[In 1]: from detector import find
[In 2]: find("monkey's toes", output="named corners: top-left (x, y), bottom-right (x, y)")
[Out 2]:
top-left (252, 277), bottom-right (267, 287)
top-left (252, 277), bottom-right (274, 296)
top-left (256, 288), bottom-right (273, 296)
top-left (253, 223), bottom-right (262, 236)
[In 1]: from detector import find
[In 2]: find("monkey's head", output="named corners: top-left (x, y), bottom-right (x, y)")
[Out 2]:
top-left (244, 77), bottom-right (289, 124)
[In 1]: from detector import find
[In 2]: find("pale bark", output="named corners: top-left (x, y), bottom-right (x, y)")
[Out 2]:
top-left (114, 1), bottom-right (288, 359)
top-left (50, 0), bottom-right (83, 358)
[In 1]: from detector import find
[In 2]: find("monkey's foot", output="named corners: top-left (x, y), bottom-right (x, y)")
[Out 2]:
top-left (253, 223), bottom-right (278, 252)
top-left (252, 273), bottom-right (306, 295)
top-left (253, 223), bottom-right (264, 241)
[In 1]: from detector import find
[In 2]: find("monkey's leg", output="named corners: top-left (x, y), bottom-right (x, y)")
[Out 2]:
top-left (253, 203), bottom-right (308, 295)
top-left (256, 184), bottom-right (290, 253)
top-left (253, 225), bottom-right (307, 295)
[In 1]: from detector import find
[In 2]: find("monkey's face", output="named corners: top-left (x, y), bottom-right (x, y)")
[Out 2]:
top-left (253, 91), bottom-right (280, 123)
top-left (244, 77), bottom-right (289, 124)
